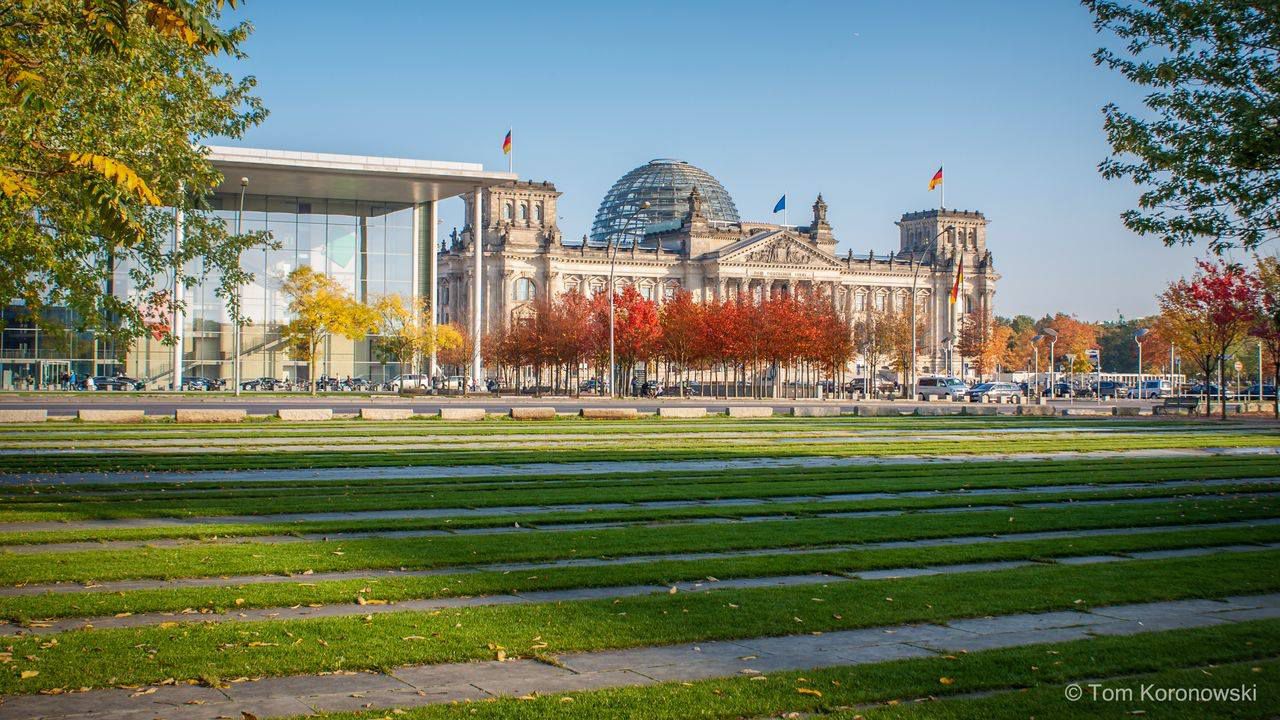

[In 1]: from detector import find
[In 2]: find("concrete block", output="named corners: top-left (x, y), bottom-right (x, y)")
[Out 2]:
top-left (510, 407), bottom-right (556, 420)
top-left (175, 408), bottom-right (246, 423)
top-left (658, 407), bottom-right (707, 419)
top-left (791, 405), bottom-right (840, 417)
top-left (1061, 407), bottom-right (1110, 417)
top-left (0, 409), bottom-right (46, 423)
top-left (854, 405), bottom-right (904, 417)
top-left (1112, 406), bottom-right (1140, 417)
top-left (581, 407), bottom-right (638, 420)
top-left (962, 405), bottom-right (999, 416)
top-left (359, 408), bottom-right (414, 420)
top-left (440, 408), bottom-right (486, 421)
top-left (78, 409), bottom-right (144, 423)
top-left (728, 406), bottom-right (774, 418)
top-left (1016, 405), bottom-right (1055, 416)
top-left (277, 408), bottom-right (332, 422)
top-left (915, 406), bottom-right (963, 416)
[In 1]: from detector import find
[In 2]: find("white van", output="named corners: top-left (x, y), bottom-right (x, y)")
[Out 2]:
top-left (917, 377), bottom-right (968, 400)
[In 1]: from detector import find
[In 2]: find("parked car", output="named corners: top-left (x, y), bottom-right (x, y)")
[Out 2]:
top-left (240, 377), bottom-right (280, 391)
top-left (182, 377), bottom-right (222, 391)
top-left (1091, 381), bottom-right (1130, 400)
top-left (967, 381), bottom-right (1021, 403)
top-left (916, 376), bottom-right (968, 400)
top-left (1189, 383), bottom-right (1233, 398)
top-left (1135, 379), bottom-right (1172, 399)
top-left (80, 375), bottom-right (144, 391)
top-left (844, 378), bottom-right (869, 395)
top-left (579, 378), bottom-right (605, 394)
top-left (390, 374), bottom-right (428, 392)
top-left (1243, 383), bottom-right (1277, 399)
top-left (1053, 381), bottom-right (1076, 398)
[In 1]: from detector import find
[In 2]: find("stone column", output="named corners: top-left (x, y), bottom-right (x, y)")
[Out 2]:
top-left (470, 187), bottom-right (483, 384)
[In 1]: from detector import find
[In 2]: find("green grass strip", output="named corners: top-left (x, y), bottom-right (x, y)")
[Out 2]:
top-left (2, 552), bottom-right (1277, 695)
top-left (6, 523), bottom-right (1277, 623)
top-left (4, 456), bottom-right (1277, 523)
top-left (272, 622), bottom-right (1280, 720)
top-left (3, 496), bottom-right (1275, 585)
top-left (2, 430), bottom-right (1274, 473)
top-left (2, 479), bottom-right (1272, 547)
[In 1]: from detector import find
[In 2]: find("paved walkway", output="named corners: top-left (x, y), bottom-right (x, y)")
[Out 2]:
top-left (6, 476), bottom-right (1273, 541)
top-left (4, 593), bottom-right (1276, 720)
top-left (5, 517), bottom-right (1276, 598)
top-left (6, 543), bottom-right (1273, 637)
top-left (4, 446), bottom-right (1277, 486)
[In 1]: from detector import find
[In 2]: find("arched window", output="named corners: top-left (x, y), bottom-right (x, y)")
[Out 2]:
top-left (514, 277), bottom-right (535, 302)
top-left (533, 202), bottom-right (544, 224)
top-left (518, 202), bottom-right (529, 222)
top-left (502, 201), bottom-right (513, 221)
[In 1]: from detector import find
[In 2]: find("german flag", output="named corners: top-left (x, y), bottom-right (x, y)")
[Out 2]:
top-left (949, 252), bottom-right (964, 305)
top-left (928, 166), bottom-right (943, 191)
top-left (502, 130), bottom-right (512, 155)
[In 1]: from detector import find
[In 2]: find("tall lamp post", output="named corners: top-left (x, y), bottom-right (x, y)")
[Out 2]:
top-left (1032, 333), bottom-right (1044, 397)
top-left (608, 201), bottom-right (651, 398)
top-left (1042, 327), bottom-right (1058, 397)
top-left (907, 225), bottom-right (954, 400)
top-left (1134, 328), bottom-right (1148, 400)
top-left (233, 177), bottom-right (248, 396)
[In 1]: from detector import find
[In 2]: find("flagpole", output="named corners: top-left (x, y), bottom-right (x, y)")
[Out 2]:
top-left (508, 127), bottom-right (512, 174)
top-left (939, 162), bottom-right (944, 211)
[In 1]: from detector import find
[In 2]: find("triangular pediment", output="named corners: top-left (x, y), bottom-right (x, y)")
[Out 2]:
top-left (715, 230), bottom-right (844, 269)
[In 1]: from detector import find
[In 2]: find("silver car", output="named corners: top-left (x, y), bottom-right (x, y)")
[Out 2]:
top-left (917, 376), bottom-right (968, 400)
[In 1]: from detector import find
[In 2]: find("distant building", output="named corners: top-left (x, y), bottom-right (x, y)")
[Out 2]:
top-left (439, 159), bottom-right (999, 376)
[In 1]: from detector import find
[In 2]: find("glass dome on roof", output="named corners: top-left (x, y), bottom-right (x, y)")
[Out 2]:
top-left (588, 159), bottom-right (739, 247)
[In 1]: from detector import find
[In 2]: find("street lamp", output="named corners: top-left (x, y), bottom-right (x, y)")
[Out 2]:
top-left (1134, 328), bottom-right (1149, 400)
top-left (907, 225), bottom-right (954, 400)
top-left (1042, 327), bottom-right (1058, 397)
top-left (1032, 333), bottom-right (1045, 397)
top-left (233, 176), bottom-right (248, 396)
top-left (608, 201), bottom-right (651, 398)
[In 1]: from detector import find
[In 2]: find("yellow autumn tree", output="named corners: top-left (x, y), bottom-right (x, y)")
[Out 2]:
top-left (280, 267), bottom-right (378, 395)
top-left (373, 294), bottom-right (464, 374)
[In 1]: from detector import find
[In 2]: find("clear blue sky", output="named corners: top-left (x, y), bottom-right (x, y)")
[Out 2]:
top-left (219, 0), bottom-right (1209, 321)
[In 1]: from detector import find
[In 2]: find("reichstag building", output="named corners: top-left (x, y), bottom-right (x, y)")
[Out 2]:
top-left (439, 159), bottom-right (998, 376)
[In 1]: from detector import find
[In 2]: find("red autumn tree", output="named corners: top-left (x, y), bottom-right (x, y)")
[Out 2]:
top-left (659, 289), bottom-right (704, 396)
top-left (1157, 259), bottom-right (1261, 418)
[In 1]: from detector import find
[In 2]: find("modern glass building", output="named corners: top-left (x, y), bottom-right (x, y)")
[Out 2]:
top-left (0, 146), bottom-right (513, 389)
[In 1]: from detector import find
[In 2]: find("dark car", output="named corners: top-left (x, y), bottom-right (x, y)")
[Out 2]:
top-left (968, 381), bottom-right (1021, 403)
top-left (579, 378), bottom-right (605, 394)
top-left (82, 375), bottom-right (144, 391)
top-left (1243, 383), bottom-right (1277, 399)
top-left (844, 378), bottom-right (869, 394)
top-left (1053, 381), bottom-right (1075, 398)
top-left (1189, 383), bottom-right (1233, 398)
top-left (1092, 381), bottom-right (1130, 400)
top-left (240, 377), bottom-right (279, 391)
top-left (183, 377), bottom-right (222, 391)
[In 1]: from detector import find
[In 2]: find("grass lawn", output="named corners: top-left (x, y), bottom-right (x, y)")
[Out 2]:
top-left (3, 416), bottom-right (1278, 718)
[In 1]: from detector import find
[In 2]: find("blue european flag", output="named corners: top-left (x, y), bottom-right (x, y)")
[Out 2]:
top-left (773, 195), bottom-right (786, 214)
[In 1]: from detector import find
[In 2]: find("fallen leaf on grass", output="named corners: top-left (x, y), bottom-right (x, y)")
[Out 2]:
top-left (401, 636), bottom-right (426, 641)
top-left (939, 677), bottom-right (955, 685)
top-left (20, 670), bottom-right (38, 679)
top-left (796, 687), bottom-right (823, 697)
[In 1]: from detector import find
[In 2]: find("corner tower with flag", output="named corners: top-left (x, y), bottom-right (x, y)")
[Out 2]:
top-left (896, 207), bottom-right (998, 376)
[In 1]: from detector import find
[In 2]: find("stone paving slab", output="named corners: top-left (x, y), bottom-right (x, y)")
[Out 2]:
top-left (4, 445), bottom-right (1277, 486)
top-left (6, 593), bottom-right (1275, 720)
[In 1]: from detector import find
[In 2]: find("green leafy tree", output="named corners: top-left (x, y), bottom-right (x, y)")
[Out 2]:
top-left (0, 0), bottom-right (268, 347)
top-left (1085, 0), bottom-right (1279, 253)
top-left (280, 268), bottom-right (378, 395)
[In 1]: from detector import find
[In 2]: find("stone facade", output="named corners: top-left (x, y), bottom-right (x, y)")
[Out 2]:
top-left (438, 181), bottom-right (999, 376)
